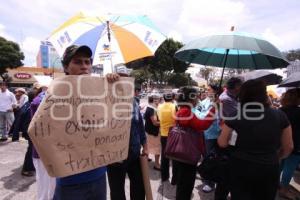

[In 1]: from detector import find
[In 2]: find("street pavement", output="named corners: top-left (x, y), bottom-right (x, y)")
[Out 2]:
top-left (1, 138), bottom-right (300, 200)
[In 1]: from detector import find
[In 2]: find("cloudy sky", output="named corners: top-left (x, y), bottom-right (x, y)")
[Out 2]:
top-left (1, 0), bottom-right (300, 66)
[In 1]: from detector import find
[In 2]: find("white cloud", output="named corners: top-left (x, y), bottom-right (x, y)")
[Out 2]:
top-left (261, 28), bottom-right (284, 50)
top-left (22, 36), bottom-right (41, 66)
top-left (277, 30), bottom-right (300, 51)
top-left (261, 28), bottom-right (300, 51)
top-left (176, 0), bottom-right (251, 40)
top-left (167, 30), bottom-right (183, 42)
top-left (0, 23), bottom-right (15, 41)
top-left (0, 0), bottom-right (179, 66)
top-left (1, 0), bottom-right (300, 66)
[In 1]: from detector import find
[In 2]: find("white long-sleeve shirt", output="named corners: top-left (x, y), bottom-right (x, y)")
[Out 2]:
top-left (0, 90), bottom-right (17, 112)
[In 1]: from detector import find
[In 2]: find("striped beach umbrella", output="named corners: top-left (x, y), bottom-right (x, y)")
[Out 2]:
top-left (48, 12), bottom-right (166, 74)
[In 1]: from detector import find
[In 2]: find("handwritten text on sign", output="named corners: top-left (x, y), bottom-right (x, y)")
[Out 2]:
top-left (28, 76), bottom-right (134, 177)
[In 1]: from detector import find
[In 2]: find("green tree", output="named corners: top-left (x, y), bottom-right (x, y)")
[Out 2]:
top-left (208, 77), bottom-right (229, 88)
top-left (0, 36), bottom-right (24, 81)
top-left (198, 67), bottom-right (215, 81)
top-left (127, 58), bottom-right (154, 87)
top-left (151, 38), bottom-right (189, 85)
top-left (130, 67), bottom-right (151, 85)
top-left (225, 68), bottom-right (247, 77)
top-left (126, 38), bottom-right (190, 87)
top-left (168, 73), bottom-right (197, 88)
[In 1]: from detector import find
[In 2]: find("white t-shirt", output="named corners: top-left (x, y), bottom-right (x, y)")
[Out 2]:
top-left (0, 90), bottom-right (17, 112)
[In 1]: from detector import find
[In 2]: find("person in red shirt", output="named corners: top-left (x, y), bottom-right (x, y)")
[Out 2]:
top-left (175, 86), bottom-right (215, 200)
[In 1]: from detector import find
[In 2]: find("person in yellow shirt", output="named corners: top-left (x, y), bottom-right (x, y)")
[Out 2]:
top-left (157, 93), bottom-right (178, 185)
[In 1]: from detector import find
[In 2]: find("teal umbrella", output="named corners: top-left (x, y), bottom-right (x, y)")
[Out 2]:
top-left (175, 32), bottom-right (289, 87)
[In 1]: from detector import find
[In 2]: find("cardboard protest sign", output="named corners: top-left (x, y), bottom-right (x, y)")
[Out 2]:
top-left (28, 75), bottom-right (134, 177)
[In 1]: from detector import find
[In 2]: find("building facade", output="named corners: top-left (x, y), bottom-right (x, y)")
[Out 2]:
top-left (36, 41), bottom-right (63, 69)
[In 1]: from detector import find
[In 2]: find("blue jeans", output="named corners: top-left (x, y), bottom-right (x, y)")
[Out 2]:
top-left (53, 175), bottom-right (106, 200)
top-left (203, 139), bottom-right (217, 188)
top-left (280, 154), bottom-right (300, 186)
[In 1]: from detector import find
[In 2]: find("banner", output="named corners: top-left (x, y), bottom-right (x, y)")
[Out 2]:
top-left (28, 75), bottom-right (134, 177)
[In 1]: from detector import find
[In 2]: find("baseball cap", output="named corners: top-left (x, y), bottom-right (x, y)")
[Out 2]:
top-left (61, 45), bottom-right (92, 65)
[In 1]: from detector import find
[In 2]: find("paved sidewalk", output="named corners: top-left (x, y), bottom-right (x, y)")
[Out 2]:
top-left (0, 139), bottom-right (300, 200)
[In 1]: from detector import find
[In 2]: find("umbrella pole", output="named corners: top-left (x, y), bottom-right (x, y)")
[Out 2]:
top-left (106, 21), bottom-right (114, 74)
top-left (219, 49), bottom-right (229, 90)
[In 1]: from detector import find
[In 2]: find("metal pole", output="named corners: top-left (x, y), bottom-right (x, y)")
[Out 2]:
top-left (106, 21), bottom-right (114, 74)
top-left (219, 49), bottom-right (229, 90)
top-left (218, 26), bottom-right (235, 90)
top-left (52, 65), bottom-right (54, 79)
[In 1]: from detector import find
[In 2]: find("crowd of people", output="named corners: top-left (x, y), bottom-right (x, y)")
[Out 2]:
top-left (0, 44), bottom-right (300, 200)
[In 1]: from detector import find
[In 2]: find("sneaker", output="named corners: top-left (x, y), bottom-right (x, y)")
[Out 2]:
top-left (202, 185), bottom-right (213, 193)
top-left (21, 171), bottom-right (35, 177)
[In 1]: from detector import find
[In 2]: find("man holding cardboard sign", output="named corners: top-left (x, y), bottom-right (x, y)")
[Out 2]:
top-left (28, 45), bottom-right (133, 200)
